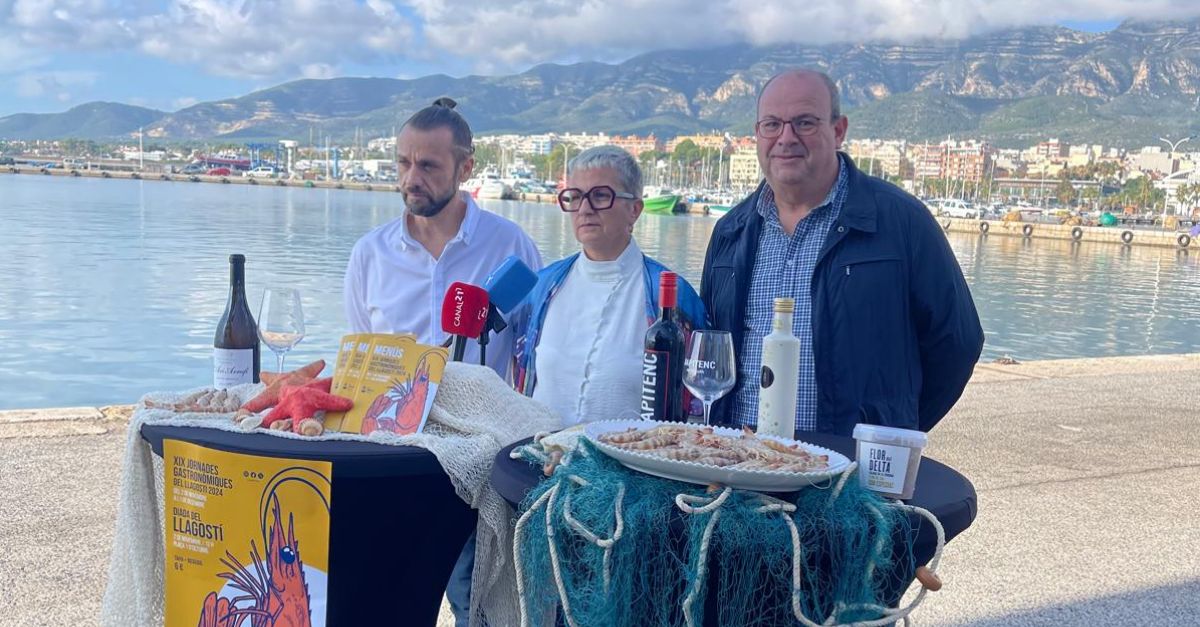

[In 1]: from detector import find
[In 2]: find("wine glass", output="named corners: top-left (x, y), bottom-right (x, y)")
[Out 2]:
top-left (258, 287), bottom-right (305, 372)
top-left (682, 330), bottom-right (736, 426)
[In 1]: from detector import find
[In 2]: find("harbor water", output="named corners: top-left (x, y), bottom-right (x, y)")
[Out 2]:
top-left (2, 175), bottom-right (1198, 409)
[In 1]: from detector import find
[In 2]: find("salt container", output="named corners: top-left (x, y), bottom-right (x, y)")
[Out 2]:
top-left (852, 424), bottom-right (928, 500)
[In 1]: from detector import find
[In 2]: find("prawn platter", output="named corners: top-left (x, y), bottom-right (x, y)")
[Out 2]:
top-left (585, 420), bottom-right (850, 491)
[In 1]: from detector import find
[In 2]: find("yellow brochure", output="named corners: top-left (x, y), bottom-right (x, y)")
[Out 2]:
top-left (325, 333), bottom-right (447, 435)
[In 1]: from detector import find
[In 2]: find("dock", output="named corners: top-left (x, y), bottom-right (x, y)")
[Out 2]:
top-left (940, 216), bottom-right (1195, 249)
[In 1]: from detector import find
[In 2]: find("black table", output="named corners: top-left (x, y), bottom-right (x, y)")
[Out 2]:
top-left (141, 425), bottom-right (475, 626)
top-left (492, 432), bottom-right (977, 620)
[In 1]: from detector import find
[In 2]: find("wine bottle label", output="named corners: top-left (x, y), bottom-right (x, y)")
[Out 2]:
top-left (640, 349), bottom-right (672, 421)
top-left (214, 348), bottom-right (255, 389)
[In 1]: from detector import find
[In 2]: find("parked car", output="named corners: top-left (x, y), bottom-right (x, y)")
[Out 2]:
top-left (342, 168), bottom-right (371, 182)
top-left (244, 166), bottom-right (277, 179)
top-left (934, 199), bottom-right (978, 219)
top-left (63, 158), bottom-right (86, 169)
top-left (0, 156), bottom-right (14, 166)
top-left (208, 167), bottom-right (232, 176)
top-left (181, 163), bottom-right (206, 175)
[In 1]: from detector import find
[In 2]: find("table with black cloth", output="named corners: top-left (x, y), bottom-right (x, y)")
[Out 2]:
top-left (141, 424), bottom-right (475, 626)
top-left (492, 431), bottom-right (977, 624)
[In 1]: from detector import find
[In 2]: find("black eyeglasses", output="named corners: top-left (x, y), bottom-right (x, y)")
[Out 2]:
top-left (558, 185), bottom-right (636, 212)
top-left (755, 116), bottom-right (829, 139)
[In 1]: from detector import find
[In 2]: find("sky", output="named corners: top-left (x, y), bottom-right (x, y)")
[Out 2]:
top-left (1, 1), bottom-right (1198, 117)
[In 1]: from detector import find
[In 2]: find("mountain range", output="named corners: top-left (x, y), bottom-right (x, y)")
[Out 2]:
top-left (3, 18), bottom-right (1200, 147)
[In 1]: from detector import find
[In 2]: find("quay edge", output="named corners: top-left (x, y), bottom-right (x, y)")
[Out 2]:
top-left (940, 216), bottom-right (1195, 249)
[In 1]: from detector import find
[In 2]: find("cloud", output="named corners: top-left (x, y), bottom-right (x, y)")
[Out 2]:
top-left (408, 0), bottom-right (1200, 70)
top-left (6, 0), bottom-right (146, 49)
top-left (0, 0), bottom-right (414, 80)
top-left (172, 96), bottom-right (199, 109)
top-left (14, 70), bottom-right (99, 101)
top-left (135, 0), bottom-right (414, 79)
top-left (2, 0), bottom-right (1200, 85)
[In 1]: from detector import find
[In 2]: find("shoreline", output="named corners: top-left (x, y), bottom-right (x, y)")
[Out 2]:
top-left (1, 162), bottom-right (566, 204)
top-left (9, 165), bottom-right (1199, 239)
top-left (4, 164), bottom-right (764, 217)
top-left (4, 352), bottom-right (1197, 433)
top-left (941, 215), bottom-right (1194, 249)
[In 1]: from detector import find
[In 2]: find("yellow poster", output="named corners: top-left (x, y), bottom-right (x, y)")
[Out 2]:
top-left (163, 439), bottom-right (332, 627)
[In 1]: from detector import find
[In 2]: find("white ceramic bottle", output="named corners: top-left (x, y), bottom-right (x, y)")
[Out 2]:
top-left (757, 297), bottom-right (800, 439)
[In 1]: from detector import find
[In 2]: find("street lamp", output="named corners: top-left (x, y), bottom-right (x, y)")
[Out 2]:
top-left (1158, 137), bottom-right (1191, 223)
top-left (1158, 136), bottom-right (1191, 155)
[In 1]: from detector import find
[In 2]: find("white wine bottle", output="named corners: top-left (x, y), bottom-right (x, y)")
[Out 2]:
top-left (757, 297), bottom-right (799, 439)
top-left (213, 254), bottom-right (260, 388)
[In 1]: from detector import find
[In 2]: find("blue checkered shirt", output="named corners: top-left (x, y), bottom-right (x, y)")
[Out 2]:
top-left (732, 157), bottom-right (848, 432)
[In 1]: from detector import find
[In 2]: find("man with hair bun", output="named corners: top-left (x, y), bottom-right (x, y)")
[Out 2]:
top-left (344, 97), bottom-right (541, 371)
top-left (342, 97), bottom-right (542, 626)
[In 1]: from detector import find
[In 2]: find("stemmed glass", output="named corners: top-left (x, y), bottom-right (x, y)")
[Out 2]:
top-left (257, 287), bottom-right (305, 372)
top-left (682, 330), bottom-right (736, 426)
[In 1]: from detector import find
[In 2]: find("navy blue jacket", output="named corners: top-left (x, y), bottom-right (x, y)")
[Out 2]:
top-left (700, 158), bottom-right (984, 435)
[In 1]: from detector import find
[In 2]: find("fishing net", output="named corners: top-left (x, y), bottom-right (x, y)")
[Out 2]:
top-left (513, 439), bottom-right (941, 627)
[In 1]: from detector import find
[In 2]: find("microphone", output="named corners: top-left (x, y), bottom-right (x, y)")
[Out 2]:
top-left (478, 256), bottom-right (539, 365)
top-left (484, 256), bottom-right (539, 314)
top-left (440, 282), bottom-right (489, 361)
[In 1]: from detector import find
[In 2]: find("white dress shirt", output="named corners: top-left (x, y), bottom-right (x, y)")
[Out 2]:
top-left (532, 240), bottom-right (648, 427)
top-left (343, 194), bottom-right (542, 377)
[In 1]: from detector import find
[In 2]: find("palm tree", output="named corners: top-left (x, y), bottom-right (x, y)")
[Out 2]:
top-left (1176, 182), bottom-right (1200, 216)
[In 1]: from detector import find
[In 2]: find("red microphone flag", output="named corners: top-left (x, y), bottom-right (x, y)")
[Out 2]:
top-left (441, 283), bottom-right (489, 361)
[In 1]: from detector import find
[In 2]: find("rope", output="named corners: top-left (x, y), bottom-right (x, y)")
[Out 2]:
top-left (828, 461), bottom-right (858, 504)
top-left (514, 486), bottom-right (556, 627)
top-left (675, 487), bottom-right (733, 514)
top-left (686, 502), bottom-right (720, 624)
top-left (544, 484), bottom-right (580, 627)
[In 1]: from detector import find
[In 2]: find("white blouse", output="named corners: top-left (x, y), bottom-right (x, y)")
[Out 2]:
top-left (532, 240), bottom-right (648, 427)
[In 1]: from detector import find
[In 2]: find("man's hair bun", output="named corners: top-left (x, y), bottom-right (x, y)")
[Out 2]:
top-left (432, 97), bottom-right (457, 109)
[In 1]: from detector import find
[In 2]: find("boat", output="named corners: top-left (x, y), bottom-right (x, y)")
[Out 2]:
top-left (643, 195), bottom-right (681, 214)
top-left (461, 166), bottom-right (505, 197)
top-left (706, 205), bottom-right (731, 217)
top-left (642, 187), bottom-right (682, 215)
top-left (477, 179), bottom-right (512, 200)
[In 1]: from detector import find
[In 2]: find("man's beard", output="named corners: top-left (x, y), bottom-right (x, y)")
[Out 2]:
top-left (404, 187), bottom-right (457, 217)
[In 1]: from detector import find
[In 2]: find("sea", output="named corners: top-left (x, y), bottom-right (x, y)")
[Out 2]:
top-left (2, 174), bottom-right (1198, 409)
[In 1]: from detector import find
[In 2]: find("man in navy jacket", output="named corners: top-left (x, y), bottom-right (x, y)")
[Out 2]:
top-left (701, 69), bottom-right (984, 436)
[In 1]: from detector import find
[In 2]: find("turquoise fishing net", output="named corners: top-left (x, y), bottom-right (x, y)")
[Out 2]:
top-left (515, 440), bottom-right (917, 627)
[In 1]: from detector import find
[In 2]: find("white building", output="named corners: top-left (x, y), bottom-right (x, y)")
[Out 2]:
top-left (122, 150), bottom-right (165, 162)
top-left (1155, 169), bottom-right (1200, 215)
top-left (558, 133), bottom-right (610, 150)
top-left (367, 136), bottom-right (395, 153)
top-left (519, 134), bottom-right (556, 155)
top-left (1127, 150), bottom-right (1177, 177)
top-left (728, 149), bottom-right (762, 190)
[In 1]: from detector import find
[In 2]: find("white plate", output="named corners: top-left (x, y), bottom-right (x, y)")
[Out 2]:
top-left (583, 420), bottom-right (850, 492)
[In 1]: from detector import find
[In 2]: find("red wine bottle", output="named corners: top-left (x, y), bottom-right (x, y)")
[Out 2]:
top-left (213, 254), bottom-right (260, 388)
top-left (641, 272), bottom-right (686, 422)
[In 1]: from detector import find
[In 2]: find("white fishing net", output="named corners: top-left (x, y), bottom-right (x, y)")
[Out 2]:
top-left (99, 362), bottom-right (560, 627)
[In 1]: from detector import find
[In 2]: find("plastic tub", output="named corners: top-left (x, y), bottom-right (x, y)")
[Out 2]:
top-left (852, 424), bottom-right (928, 500)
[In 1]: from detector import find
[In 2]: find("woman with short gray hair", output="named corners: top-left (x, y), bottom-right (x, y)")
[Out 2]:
top-left (511, 145), bottom-right (706, 426)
